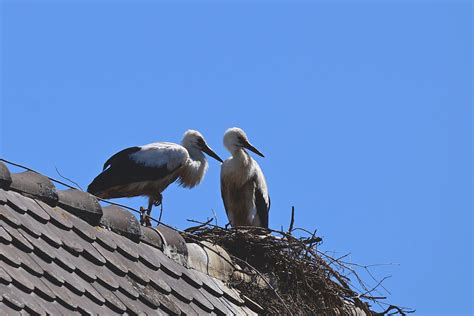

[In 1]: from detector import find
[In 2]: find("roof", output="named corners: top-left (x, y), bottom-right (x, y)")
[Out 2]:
top-left (0, 161), bottom-right (262, 315)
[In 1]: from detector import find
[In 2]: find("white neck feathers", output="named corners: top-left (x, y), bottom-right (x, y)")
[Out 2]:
top-left (179, 147), bottom-right (208, 188)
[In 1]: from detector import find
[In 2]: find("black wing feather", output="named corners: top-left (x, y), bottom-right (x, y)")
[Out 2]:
top-left (88, 148), bottom-right (183, 197)
top-left (254, 185), bottom-right (270, 228)
top-left (102, 146), bottom-right (141, 171)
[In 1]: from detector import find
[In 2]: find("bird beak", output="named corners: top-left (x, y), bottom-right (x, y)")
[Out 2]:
top-left (243, 140), bottom-right (265, 158)
top-left (202, 144), bottom-right (224, 162)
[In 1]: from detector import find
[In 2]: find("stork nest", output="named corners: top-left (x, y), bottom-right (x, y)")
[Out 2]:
top-left (183, 220), bottom-right (412, 316)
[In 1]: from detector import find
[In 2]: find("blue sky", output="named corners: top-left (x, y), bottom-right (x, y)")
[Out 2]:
top-left (1, 0), bottom-right (472, 315)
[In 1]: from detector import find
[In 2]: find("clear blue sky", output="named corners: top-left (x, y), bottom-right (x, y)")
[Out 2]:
top-left (1, 1), bottom-right (472, 315)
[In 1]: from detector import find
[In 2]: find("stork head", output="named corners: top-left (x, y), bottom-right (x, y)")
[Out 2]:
top-left (182, 130), bottom-right (223, 162)
top-left (223, 127), bottom-right (265, 157)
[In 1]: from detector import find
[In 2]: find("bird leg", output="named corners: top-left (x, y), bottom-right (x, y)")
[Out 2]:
top-left (139, 198), bottom-right (155, 227)
top-left (153, 193), bottom-right (163, 223)
top-left (139, 194), bottom-right (163, 227)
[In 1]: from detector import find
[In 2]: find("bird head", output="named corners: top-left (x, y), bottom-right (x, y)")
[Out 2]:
top-left (182, 130), bottom-right (223, 162)
top-left (223, 127), bottom-right (265, 157)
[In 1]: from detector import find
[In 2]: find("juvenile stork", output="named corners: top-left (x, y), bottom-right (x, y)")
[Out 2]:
top-left (220, 127), bottom-right (270, 228)
top-left (87, 130), bottom-right (222, 225)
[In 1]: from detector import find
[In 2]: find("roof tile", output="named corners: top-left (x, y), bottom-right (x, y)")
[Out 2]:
top-left (0, 242), bottom-right (22, 267)
top-left (140, 226), bottom-right (164, 250)
top-left (93, 241), bottom-right (129, 276)
top-left (38, 223), bottom-right (63, 248)
top-left (0, 266), bottom-right (13, 284)
top-left (0, 303), bottom-right (21, 316)
top-left (18, 229), bottom-right (58, 262)
top-left (49, 245), bottom-right (76, 272)
top-left (9, 171), bottom-right (58, 207)
top-left (0, 163), bottom-right (12, 189)
top-left (0, 222), bottom-right (34, 251)
top-left (111, 233), bottom-right (140, 261)
top-left (31, 278), bottom-right (57, 301)
top-left (116, 275), bottom-right (140, 299)
top-left (213, 278), bottom-right (245, 305)
top-left (191, 288), bottom-right (215, 313)
top-left (0, 203), bottom-right (23, 227)
top-left (69, 214), bottom-right (98, 242)
top-left (0, 283), bottom-right (25, 310)
top-left (0, 226), bottom-right (12, 242)
top-left (199, 288), bottom-right (233, 316)
top-left (148, 269), bottom-right (172, 294)
top-left (42, 279), bottom-right (77, 310)
top-left (193, 270), bottom-right (224, 297)
top-left (126, 258), bottom-right (151, 285)
top-left (155, 269), bottom-right (194, 303)
top-left (94, 227), bottom-right (118, 250)
top-left (36, 201), bottom-right (73, 230)
top-left (0, 188), bottom-right (8, 203)
top-left (19, 254), bottom-right (44, 277)
top-left (57, 189), bottom-right (102, 225)
top-left (135, 241), bottom-right (162, 270)
top-left (114, 289), bottom-right (147, 316)
top-left (5, 190), bottom-right (29, 214)
top-left (23, 199), bottom-right (50, 223)
top-left (94, 266), bottom-right (121, 290)
top-left (100, 205), bottom-right (142, 239)
top-left (91, 281), bottom-right (127, 313)
top-left (142, 291), bottom-right (181, 316)
top-left (171, 297), bottom-right (200, 316)
top-left (2, 265), bottom-right (35, 292)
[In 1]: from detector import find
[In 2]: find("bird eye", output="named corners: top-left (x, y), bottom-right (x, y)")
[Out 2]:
top-left (197, 138), bottom-right (205, 147)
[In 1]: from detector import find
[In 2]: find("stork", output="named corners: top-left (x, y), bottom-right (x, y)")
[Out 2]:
top-left (220, 127), bottom-right (270, 228)
top-left (87, 130), bottom-right (223, 226)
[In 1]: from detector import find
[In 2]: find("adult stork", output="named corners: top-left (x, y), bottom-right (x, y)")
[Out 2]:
top-left (87, 130), bottom-right (223, 225)
top-left (220, 127), bottom-right (270, 228)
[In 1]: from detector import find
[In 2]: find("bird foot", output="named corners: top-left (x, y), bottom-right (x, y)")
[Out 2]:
top-left (139, 206), bottom-right (152, 227)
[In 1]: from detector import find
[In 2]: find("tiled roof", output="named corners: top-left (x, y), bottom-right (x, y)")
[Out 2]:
top-left (0, 162), bottom-right (262, 315)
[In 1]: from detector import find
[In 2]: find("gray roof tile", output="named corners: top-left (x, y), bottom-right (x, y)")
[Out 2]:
top-left (0, 226), bottom-right (12, 242)
top-left (57, 189), bottom-right (102, 225)
top-left (199, 288), bottom-right (233, 316)
top-left (0, 266), bottom-right (13, 284)
top-left (93, 241), bottom-right (129, 275)
top-left (36, 201), bottom-right (73, 230)
top-left (91, 281), bottom-right (127, 313)
top-left (94, 265), bottom-right (121, 290)
top-left (0, 242), bottom-right (22, 267)
top-left (101, 204), bottom-right (142, 239)
top-left (0, 222), bottom-right (34, 251)
top-left (135, 241), bottom-right (162, 270)
top-left (0, 188), bottom-right (9, 203)
top-left (0, 163), bottom-right (12, 189)
top-left (2, 265), bottom-right (35, 292)
top-left (114, 290), bottom-right (146, 316)
top-left (0, 283), bottom-right (25, 310)
top-left (5, 190), bottom-right (29, 214)
top-left (9, 171), bottom-right (58, 206)
top-left (0, 203), bottom-right (23, 227)
top-left (23, 197), bottom-right (50, 223)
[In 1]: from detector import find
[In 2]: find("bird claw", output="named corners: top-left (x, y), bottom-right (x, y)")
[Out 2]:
top-left (139, 206), bottom-right (152, 227)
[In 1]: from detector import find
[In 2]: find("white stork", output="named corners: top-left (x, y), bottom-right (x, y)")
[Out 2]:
top-left (87, 130), bottom-right (222, 225)
top-left (220, 127), bottom-right (270, 228)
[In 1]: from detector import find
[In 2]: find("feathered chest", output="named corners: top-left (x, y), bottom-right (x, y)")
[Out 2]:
top-left (221, 155), bottom-right (255, 187)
